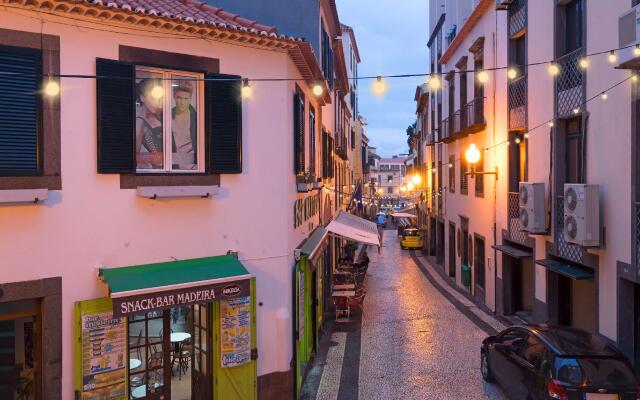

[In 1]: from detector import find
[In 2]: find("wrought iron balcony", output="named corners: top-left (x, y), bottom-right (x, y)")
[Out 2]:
top-left (506, 192), bottom-right (529, 245)
top-left (335, 133), bottom-right (348, 160)
top-left (508, 0), bottom-right (526, 37)
top-left (508, 74), bottom-right (527, 131)
top-left (550, 195), bottom-right (587, 264)
top-left (440, 97), bottom-right (486, 143)
top-left (556, 48), bottom-right (585, 117)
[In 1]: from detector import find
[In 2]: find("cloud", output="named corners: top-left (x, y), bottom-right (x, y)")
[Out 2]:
top-left (337, 0), bottom-right (428, 156)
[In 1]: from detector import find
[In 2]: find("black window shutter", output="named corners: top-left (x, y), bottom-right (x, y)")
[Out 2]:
top-left (293, 92), bottom-right (305, 174)
top-left (206, 73), bottom-right (242, 174)
top-left (96, 58), bottom-right (135, 173)
top-left (0, 45), bottom-right (41, 174)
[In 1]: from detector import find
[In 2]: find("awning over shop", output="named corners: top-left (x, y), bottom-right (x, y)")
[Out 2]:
top-left (391, 213), bottom-right (417, 219)
top-left (492, 244), bottom-right (532, 259)
top-left (326, 211), bottom-right (380, 247)
top-left (535, 259), bottom-right (594, 280)
top-left (99, 255), bottom-right (252, 317)
top-left (298, 227), bottom-right (329, 268)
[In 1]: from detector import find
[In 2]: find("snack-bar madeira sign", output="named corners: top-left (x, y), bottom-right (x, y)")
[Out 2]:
top-left (111, 279), bottom-right (250, 317)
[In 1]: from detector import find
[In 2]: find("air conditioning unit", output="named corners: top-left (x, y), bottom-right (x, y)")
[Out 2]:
top-left (496, 0), bottom-right (513, 10)
top-left (563, 184), bottom-right (600, 247)
top-left (519, 182), bottom-right (546, 233)
top-left (616, 4), bottom-right (640, 69)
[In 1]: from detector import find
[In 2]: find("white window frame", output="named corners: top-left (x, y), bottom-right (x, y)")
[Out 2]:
top-left (135, 66), bottom-right (205, 174)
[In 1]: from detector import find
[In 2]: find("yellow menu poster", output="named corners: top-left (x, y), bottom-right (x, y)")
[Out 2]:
top-left (220, 296), bottom-right (251, 368)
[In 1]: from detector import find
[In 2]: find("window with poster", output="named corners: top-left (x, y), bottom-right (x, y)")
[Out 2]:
top-left (134, 67), bottom-right (205, 173)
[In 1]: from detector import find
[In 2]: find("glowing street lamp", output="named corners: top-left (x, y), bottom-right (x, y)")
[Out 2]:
top-left (465, 144), bottom-right (498, 180)
top-left (412, 174), bottom-right (422, 185)
top-left (407, 182), bottom-right (415, 191)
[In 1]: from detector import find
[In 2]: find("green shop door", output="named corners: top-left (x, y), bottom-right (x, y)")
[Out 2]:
top-left (294, 257), bottom-right (314, 395)
top-left (213, 278), bottom-right (258, 400)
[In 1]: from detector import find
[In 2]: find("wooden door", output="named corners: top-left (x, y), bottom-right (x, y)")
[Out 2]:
top-left (192, 304), bottom-right (212, 400)
top-left (127, 311), bottom-right (171, 399)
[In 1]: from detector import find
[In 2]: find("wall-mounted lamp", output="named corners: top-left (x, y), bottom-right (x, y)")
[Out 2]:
top-left (465, 144), bottom-right (498, 180)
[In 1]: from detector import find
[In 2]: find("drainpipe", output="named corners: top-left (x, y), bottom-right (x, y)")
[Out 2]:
top-left (492, 10), bottom-right (499, 314)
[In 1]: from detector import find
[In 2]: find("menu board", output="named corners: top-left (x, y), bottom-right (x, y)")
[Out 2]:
top-left (80, 311), bottom-right (126, 399)
top-left (220, 296), bottom-right (251, 368)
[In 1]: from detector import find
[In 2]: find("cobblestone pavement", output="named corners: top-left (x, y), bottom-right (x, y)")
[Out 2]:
top-left (301, 229), bottom-right (510, 400)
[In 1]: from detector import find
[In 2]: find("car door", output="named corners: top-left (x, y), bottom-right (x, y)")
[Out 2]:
top-left (488, 328), bottom-right (528, 397)
top-left (506, 334), bottom-right (547, 399)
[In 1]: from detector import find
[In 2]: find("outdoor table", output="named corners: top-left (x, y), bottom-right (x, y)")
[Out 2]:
top-left (129, 358), bottom-right (142, 370)
top-left (170, 332), bottom-right (191, 379)
top-left (131, 383), bottom-right (161, 399)
top-left (332, 290), bottom-right (356, 297)
top-left (333, 270), bottom-right (352, 276)
top-left (333, 284), bottom-right (355, 290)
top-left (170, 332), bottom-right (191, 343)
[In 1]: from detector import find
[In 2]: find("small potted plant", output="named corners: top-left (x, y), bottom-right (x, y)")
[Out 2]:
top-left (296, 172), bottom-right (312, 192)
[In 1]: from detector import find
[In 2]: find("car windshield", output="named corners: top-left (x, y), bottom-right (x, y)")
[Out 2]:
top-left (555, 357), bottom-right (637, 386)
top-left (403, 230), bottom-right (419, 237)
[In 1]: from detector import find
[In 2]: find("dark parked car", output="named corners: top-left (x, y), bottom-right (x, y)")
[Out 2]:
top-left (481, 325), bottom-right (639, 400)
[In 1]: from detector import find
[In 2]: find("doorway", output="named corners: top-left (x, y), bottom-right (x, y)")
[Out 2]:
top-left (558, 275), bottom-right (572, 326)
top-left (127, 305), bottom-right (212, 400)
top-left (0, 299), bottom-right (41, 400)
top-left (448, 222), bottom-right (456, 278)
top-left (437, 221), bottom-right (445, 266)
top-left (503, 254), bottom-right (534, 322)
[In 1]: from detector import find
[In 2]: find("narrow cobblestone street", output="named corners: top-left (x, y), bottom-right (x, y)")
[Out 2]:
top-left (301, 228), bottom-right (511, 400)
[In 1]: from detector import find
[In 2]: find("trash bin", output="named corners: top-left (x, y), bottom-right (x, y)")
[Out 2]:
top-left (461, 264), bottom-right (471, 287)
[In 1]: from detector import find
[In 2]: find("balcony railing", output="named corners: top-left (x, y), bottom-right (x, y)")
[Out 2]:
top-left (508, 0), bottom-right (526, 37)
top-left (551, 195), bottom-right (586, 264)
top-left (507, 192), bottom-right (529, 245)
top-left (441, 97), bottom-right (486, 143)
top-left (508, 75), bottom-right (527, 131)
top-left (556, 48), bottom-right (585, 117)
top-left (335, 133), bottom-right (348, 160)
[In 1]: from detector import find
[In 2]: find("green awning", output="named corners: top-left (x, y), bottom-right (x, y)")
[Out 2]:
top-left (535, 259), bottom-right (594, 280)
top-left (298, 227), bottom-right (328, 268)
top-left (492, 244), bottom-right (532, 259)
top-left (99, 255), bottom-right (252, 316)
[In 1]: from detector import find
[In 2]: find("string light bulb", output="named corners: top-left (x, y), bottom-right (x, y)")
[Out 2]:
top-left (635, 44), bottom-right (640, 57)
top-left (524, 132), bottom-right (529, 139)
top-left (428, 75), bottom-right (441, 90)
top-left (465, 144), bottom-right (481, 164)
top-left (372, 76), bottom-right (387, 96)
top-left (514, 136), bottom-right (521, 144)
top-left (572, 107), bottom-right (580, 115)
top-left (312, 83), bottom-right (324, 96)
top-left (44, 79), bottom-right (60, 97)
top-left (578, 58), bottom-right (589, 69)
top-left (150, 85), bottom-right (164, 99)
top-left (548, 120), bottom-right (554, 127)
top-left (600, 92), bottom-right (608, 100)
top-left (477, 70), bottom-right (489, 84)
top-left (633, 74), bottom-right (639, 83)
top-left (407, 182), bottom-right (415, 191)
top-left (241, 79), bottom-right (252, 98)
top-left (608, 50), bottom-right (617, 64)
top-left (449, 163), bottom-right (453, 168)
top-left (507, 68), bottom-right (518, 80)
top-left (548, 63), bottom-right (560, 76)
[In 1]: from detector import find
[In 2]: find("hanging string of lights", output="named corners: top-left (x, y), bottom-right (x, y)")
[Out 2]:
top-left (417, 73), bottom-right (634, 175)
top-left (2, 35), bottom-right (639, 100)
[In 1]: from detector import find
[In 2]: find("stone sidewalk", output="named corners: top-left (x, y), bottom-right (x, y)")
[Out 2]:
top-left (301, 230), bottom-right (510, 400)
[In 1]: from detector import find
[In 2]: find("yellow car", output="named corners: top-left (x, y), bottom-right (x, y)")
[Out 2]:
top-left (400, 228), bottom-right (423, 250)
